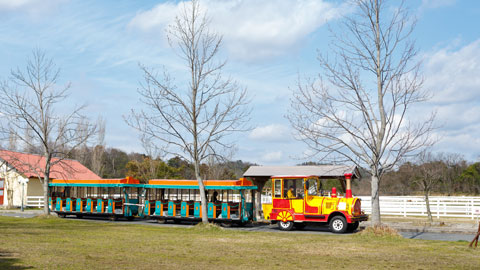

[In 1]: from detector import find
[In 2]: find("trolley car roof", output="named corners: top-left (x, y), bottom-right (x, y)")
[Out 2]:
top-left (243, 165), bottom-right (360, 179)
top-left (270, 175), bottom-right (318, 179)
top-left (49, 177), bottom-right (142, 187)
top-left (146, 178), bottom-right (257, 190)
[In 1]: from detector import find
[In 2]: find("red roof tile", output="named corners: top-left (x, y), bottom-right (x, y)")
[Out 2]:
top-left (0, 150), bottom-right (101, 180)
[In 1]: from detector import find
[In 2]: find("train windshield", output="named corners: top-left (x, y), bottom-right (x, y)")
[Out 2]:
top-left (306, 178), bottom-right (320, 196)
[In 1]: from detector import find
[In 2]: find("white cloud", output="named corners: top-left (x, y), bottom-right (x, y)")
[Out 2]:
top-left (128, 2), bottom-right (178, 33)
top-left (261, 151), bottom-right (283, 163)
top-left (424, 40), bottom-right (480, 104)
top-left (420, 0), bottom-right (457, 9)
top-left (421, 39), bottom-right (480, 160)
top-left (249, 124), bottom-right (290, 141)
top-left (128, 0), bottom-right (347, 61)
top-left (434, 103), bottom-right (480, 131)
top-left (0, 0), bottom-right (66, 16)
top-left (0, 0), bottom-right (40, 10)
top-left (434, 130), bottom-right (480, 160)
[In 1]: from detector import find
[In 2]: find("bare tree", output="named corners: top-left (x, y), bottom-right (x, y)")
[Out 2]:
top-left (7, 128), bottom-right (18, 151)
top-left (126, 0), bottom-right (250, 223)
top-left (73, 119), bottom-right (90, 166)
top-left (91, 117), bottom-right (106, 176)
top-left (289, 0), bottom-right (435, 225)
top-left (140, 134), bottom-right (166, 161)
top-left (0, 49), bottom-right (96, 214)
top-left (0, 159), bottom-right (17, 208)
top-left (23, 123), bottom-right (39, 154)
top-left (413, 151), bottom-right (444, 222)
top-left (440, 153), bottom-right (467, 196)
top-left (205, 147), bottom-right (236, 180)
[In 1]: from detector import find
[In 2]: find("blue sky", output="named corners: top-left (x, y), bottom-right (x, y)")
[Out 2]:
top-left (0, 0), bottom-right (479, 165)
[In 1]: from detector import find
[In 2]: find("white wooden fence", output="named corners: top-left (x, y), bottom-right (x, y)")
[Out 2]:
top-left (26, 196), bottom-right (44, 208)
top-left (358, 196), bottom-right (480, 219)
top-left (260, 195), bottom-right (480, 219)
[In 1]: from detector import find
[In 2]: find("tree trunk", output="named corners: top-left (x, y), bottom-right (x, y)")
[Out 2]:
top-left (7, 188), bottom-right (13, 208)
top-left (5, 174), bottom-right (13, 208)
top-left (370, 173), bottom-right (381, 226)
top-left (424, 186), bottom-right (433, 223)
top-left (194, 161), bottom-right (209, 223)
top-left (42, 176), bottom-right (50, 215)
top-left (43, 155), bottom-right (51, 215)
top-left (253, 179), bottom-right (266, 221)
top-left (6, 175), bottom-right (13, 208)
top-left (371, 0), bottom-right (384, 227)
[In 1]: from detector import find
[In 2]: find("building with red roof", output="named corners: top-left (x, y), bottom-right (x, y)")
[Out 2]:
top-left (0, 150), bottom-right (101, 208)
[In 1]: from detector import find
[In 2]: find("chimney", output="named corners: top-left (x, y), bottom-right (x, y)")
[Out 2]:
top-left (344, 173), bottom-right (353, 198)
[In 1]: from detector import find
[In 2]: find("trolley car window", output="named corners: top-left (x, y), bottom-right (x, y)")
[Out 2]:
top-left (283, 178), bottom-right (304, 198)
top-left (274, 179), bottom-right (281, 198)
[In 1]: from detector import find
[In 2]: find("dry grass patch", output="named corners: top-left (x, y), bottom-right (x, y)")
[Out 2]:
top-left (0, 216), bottom-right (479, 269)
top-left (359, 225), bottom-right (402, 238)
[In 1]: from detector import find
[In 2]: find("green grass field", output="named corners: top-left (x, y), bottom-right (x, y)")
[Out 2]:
top-left (0, 216), bottom-right (479, 269)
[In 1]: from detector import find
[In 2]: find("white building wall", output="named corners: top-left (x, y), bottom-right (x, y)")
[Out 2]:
top-left (0, 163), bottom-right (29, 207)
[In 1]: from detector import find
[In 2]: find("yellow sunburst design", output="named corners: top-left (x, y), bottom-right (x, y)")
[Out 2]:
top-left (276, 210), bottom-right (294, 223)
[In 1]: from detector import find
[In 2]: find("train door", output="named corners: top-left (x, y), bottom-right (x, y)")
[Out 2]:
top-left (304, 178), bottom-right (320, 214)
top-left (0, 178), bottom-right (4, 205)
top-left (284, 178), bottom-right (304, 213)
top-left (272, 179), bottom-right (289, 209)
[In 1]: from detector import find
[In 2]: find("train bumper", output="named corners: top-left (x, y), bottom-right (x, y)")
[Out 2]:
top-left (350, 214), bottom-right (369, 222)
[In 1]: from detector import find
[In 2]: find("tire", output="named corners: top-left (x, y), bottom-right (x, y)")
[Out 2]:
top-left (294, 223), bottom-right (307, 230)
top-left (278, 221), bottom-right (294, 231)
top-left (329, 216), bottom-right (347, 234)
top-left (220, 222), bottom-right (232, 228)
top-left (347, 221), bottom-right (359, 232)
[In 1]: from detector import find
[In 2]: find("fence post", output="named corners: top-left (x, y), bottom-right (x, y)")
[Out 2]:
top-left (403, 198), bottom-right (407, 217)
top-left (421, 197), bottom-right (424, 215)
top-left (473, 199), bottom-right (475, 220)
top-left (436, 198), bottom-right (440, 219)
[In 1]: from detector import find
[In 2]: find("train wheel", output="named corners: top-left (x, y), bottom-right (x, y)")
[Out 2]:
top-left (58, 213), bottom-right (66, 218)
top-left (329, 216), bottom-right (347, 233)
top-left (278, 221), bottom-right (294, 231)
top-left (276, 210), bottom-right (294, 231)
top-left (109, 215), bottom-right (118, 221)
top-left (126, 216), bottom-right (134, 221)
top-left (75, 214), bottom-right (83, 219)
top-left (156, 219), bottom-right (166, 224)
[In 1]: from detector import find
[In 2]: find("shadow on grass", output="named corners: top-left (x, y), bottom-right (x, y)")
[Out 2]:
top-left (0, 251), bottom-right (32, 270)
